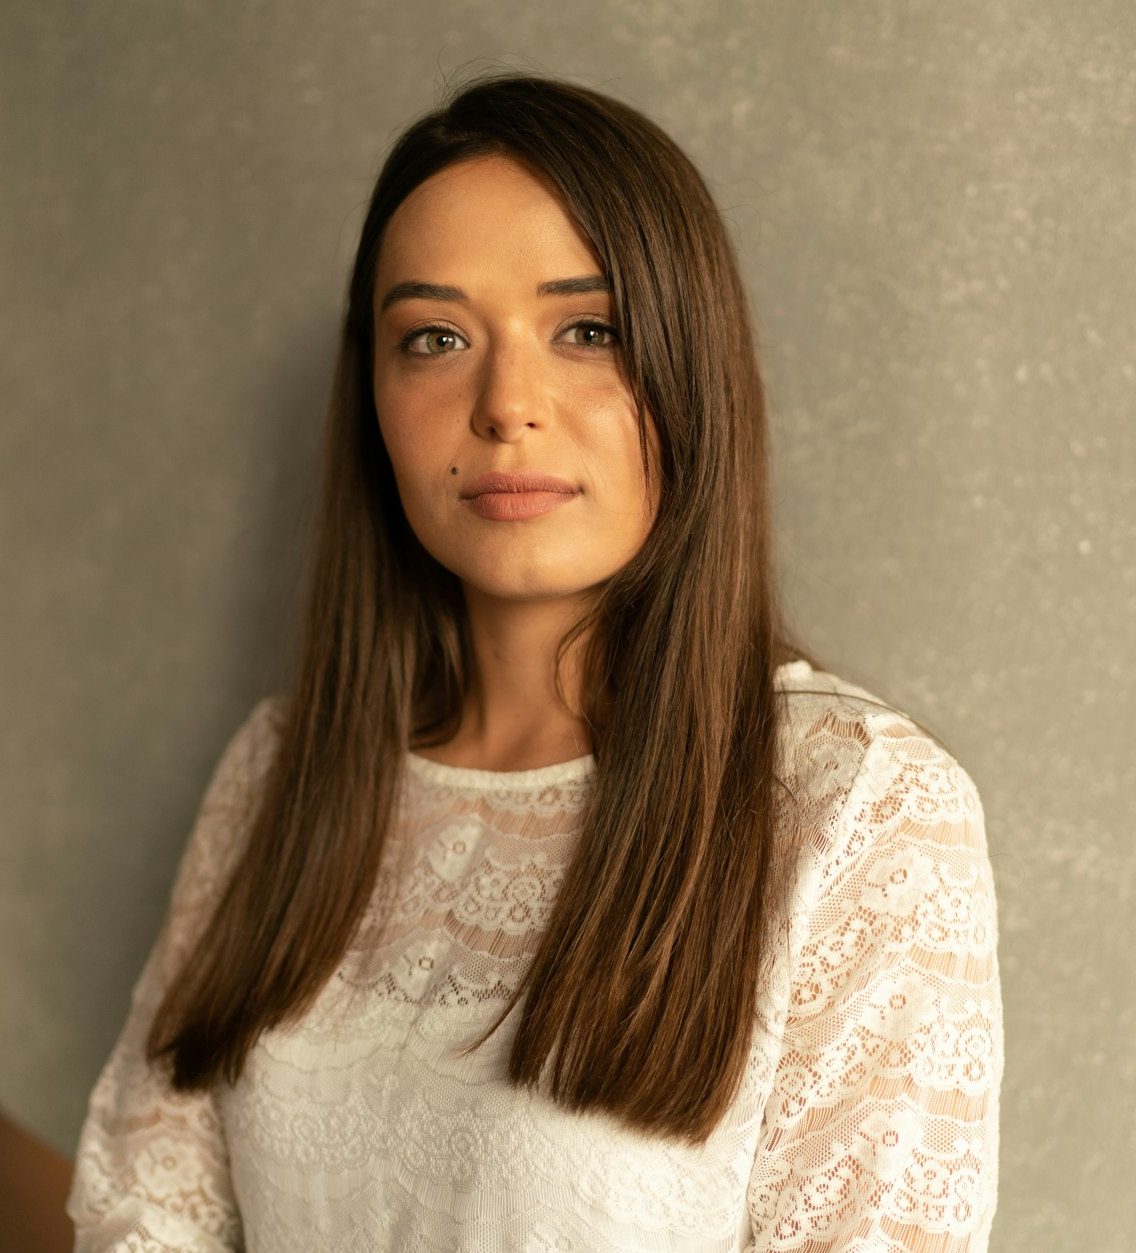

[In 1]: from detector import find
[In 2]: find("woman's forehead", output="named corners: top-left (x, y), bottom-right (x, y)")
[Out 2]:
top-left (375, 156), bottom-right (600, 289)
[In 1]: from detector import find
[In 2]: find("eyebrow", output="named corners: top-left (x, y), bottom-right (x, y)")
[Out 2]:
top-left (538, 275), bottom-right (611, 298)
top-left (377, 274), bottom-right (611, 313)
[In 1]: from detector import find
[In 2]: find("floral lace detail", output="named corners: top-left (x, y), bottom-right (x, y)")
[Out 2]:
top-left (68, 663), bottom-right (1001, 1251)
top-left (376, 824), bottom-right (573, 941)
top-left (749, 700), bottom-right (1001, 1251)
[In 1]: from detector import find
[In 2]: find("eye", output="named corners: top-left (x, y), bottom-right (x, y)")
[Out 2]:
top-left (399, 326), bottom-right (469, 356)
top-left (559, 320), bottom-right (618, 349)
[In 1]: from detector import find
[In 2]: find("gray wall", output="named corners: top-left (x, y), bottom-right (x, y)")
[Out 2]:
top-left (2, 3), bottom-right (1133, 1249)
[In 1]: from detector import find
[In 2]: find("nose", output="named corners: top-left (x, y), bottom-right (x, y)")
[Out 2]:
top-left (470, 337), bottom-right (548, 441)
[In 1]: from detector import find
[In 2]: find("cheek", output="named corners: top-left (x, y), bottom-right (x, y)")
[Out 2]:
top-left (375, 380), bottom-right (435, 486)
top-left (590, 395), bottom-right (655, 507)
top-left (378, 414), bottom-right (414, 474)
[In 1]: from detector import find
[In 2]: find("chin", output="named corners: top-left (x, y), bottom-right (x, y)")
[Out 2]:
top-left (462, 573), bottom-right (595, 603)
top-left (416, 530), bottom-right (628, 601)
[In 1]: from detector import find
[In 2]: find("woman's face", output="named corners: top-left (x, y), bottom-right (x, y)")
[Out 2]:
top-left (372, 154), bottom-right (659, 605)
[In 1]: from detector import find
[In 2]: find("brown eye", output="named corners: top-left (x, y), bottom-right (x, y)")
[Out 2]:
top-left (561, 321), bottom-right (618, 349)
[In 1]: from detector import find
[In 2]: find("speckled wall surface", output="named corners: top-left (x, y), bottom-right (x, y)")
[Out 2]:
top-left (2, 3), bottom-right (1132, 1248)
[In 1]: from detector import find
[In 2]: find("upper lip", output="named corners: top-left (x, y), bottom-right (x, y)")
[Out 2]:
top-left (459, 470), bottom-right (579, 499)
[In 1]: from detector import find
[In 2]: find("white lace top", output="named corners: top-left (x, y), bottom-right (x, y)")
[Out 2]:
top-left (67, 660), bottom-right (1002, 1251)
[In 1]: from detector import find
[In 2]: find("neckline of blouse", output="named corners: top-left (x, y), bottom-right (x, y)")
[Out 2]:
top-left (403, 659), bottom-right (813, 791)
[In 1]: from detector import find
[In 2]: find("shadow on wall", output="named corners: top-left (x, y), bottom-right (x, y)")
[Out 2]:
top-left (0, 1107), bottom-right (73, 1252)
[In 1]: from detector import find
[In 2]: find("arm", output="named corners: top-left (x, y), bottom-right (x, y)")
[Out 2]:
top-left (66, 697), bottom-right (283, 1253)
top-left (748, 727), bottom-right (1003, 1251)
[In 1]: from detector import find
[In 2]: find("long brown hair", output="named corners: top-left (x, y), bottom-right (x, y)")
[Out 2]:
top-left (147, 71), bottom-right (831, 1146)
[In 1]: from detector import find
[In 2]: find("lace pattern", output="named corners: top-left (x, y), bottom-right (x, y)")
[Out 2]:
top-left (67, 662), bottom-right (1001, 1251)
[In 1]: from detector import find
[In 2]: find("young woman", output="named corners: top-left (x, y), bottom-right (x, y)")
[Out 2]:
top-left (67, 73), bottom-right (1002, 1251)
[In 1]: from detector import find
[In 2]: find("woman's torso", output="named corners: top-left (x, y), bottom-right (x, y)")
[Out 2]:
top-left (216, 711), bottom-right (811, 1252)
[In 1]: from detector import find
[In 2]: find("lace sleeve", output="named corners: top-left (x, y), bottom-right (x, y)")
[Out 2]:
top-left (66, 697), bottom-right (282, 1253)
top-left (747, 725), bottom-right (1003, 1251)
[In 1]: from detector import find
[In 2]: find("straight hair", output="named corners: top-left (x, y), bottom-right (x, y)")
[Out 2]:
top-left (147, 71), bottom-right (832, 1146)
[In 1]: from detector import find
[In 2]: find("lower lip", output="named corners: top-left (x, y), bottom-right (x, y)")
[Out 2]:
top-left (463, 490), bottom-right (579, 521)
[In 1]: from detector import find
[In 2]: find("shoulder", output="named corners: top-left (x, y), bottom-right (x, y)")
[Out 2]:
top-left (203, 693), bottom-right (288, 802)
top-left (770, 663), bottom-right (995, 994)
top-left (773, 660), bottom-right (987, 873)
top-left (176, 693), bottom-right (289, 887)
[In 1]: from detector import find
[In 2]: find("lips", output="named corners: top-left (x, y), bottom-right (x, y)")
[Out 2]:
top-left (459, 470), bottom-right (579, 499)
top-left (464, 490), bottom-right (577, 522)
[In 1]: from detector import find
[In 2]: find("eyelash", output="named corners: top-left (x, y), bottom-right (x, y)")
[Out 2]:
top-left (396, 319), bottom-right (619, 357)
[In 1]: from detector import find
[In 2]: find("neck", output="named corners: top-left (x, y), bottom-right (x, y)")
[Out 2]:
top-left (449, 584), bottom-right (595, 767)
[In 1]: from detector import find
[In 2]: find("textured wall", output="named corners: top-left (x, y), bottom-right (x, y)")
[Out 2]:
top-left (2, 3), bottom-right (1133, 1249)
